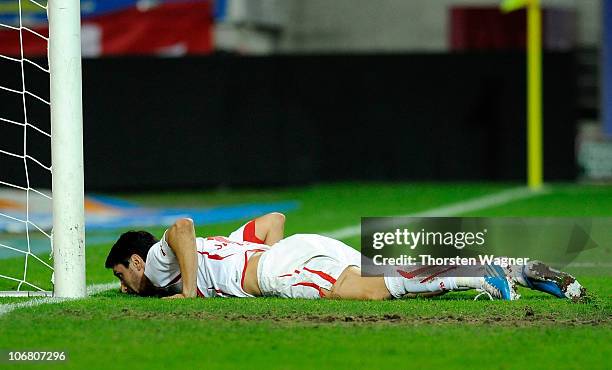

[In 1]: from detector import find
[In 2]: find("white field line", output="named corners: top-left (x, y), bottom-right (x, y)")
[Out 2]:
top-left (0, 297), bottom-right (68, 316)
top-left (0, 186), bottom-right (548, 317)
top-left (0, 282), bottom-right (119, 317)
top-left (323, 186), bottom-right (550, 240)
top-left (87, 282), bottom-right (120, 295)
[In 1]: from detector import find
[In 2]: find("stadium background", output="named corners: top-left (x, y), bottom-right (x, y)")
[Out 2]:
top-left (0, 0), bottom-right (610, 190)
top-left (1, 1), bottom-right (612, 369)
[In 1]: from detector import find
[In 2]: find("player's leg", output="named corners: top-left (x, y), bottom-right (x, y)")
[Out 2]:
top-left (328, 266), bottom-right (444, 300)
top-left (306, 237), bottom-right (453, 299)
top-left (257, 234), bottom-right (518, 300)
top-left (329, 265), bottom-right (516, 300)
top-left (254, 212), bottom-right (285, 245)
top-left (505, 260), bottom-right (586, 300)
top-left (381, 264), bottom-right (518, 300)
top-left (327, 267), bottom-right (391, 300)
top-left (305, 235), bottom-right (518, 300)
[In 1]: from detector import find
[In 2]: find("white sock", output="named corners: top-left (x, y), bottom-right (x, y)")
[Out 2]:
top-left (384, 275), bottom-right (459, 299)
top-left (455, 277), bottom-right (485, 289)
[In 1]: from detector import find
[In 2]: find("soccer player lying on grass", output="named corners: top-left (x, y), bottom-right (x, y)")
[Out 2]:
top-left (105, 213), bottom-right (586, 301)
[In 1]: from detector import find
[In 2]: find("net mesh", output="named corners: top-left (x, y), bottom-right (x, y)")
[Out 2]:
top-left (0, 0), bottom-right (53, 295)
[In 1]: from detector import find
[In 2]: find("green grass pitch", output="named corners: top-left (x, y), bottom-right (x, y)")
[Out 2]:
top-left (1, 183), bottom-right (611, 369)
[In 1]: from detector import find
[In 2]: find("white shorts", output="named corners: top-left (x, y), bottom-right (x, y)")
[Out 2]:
top-left (257, 234), bottom-right (362, 299)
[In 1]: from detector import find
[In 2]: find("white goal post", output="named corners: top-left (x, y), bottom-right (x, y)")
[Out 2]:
top-left (48, 0), bottom-right (86, 298)
top-left (0, 0), bottom-right (86, 298)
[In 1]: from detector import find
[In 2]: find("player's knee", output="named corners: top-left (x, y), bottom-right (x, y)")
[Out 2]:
top-left (269, 212), bottom-right (285, 225)
top-left (331, 270), bottom-right (387, 301)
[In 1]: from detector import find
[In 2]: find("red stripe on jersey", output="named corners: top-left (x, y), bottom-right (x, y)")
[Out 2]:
top-left (207, 236), bottom-right (234, 244)
top-left (419, 266), bottom-right (458, 283)
top-left (243, 220), bottom-right (265, 244)
top-left (278, 269), bottom-right (301, 278)
top-left (292, 282), bottom-right (325, 298)
top-left (198, 251), bottom-right (236, 260)
top-left (240, 249), bottom-right (267, 289)
top-left (303, 267), bottom-right (337, 285)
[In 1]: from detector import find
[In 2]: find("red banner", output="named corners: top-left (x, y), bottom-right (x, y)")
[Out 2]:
top-left (449, 6), bottom-right (576, 52)
top-left (0, 1), bottom-right (213, 58)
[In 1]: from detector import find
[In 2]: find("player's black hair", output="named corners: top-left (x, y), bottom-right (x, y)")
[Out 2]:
top-left (104, 231), bottom-right (158, 269)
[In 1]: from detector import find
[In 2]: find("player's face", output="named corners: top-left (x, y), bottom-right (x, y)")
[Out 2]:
top-left (112, 260), bottom-right (144, 295)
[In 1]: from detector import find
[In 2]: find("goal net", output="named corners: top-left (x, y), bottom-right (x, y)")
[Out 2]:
top-left (0, 0), bottom-right (86, 298)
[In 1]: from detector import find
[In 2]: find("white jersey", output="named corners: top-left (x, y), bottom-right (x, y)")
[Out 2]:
top-left (144, 220), bottom-right (269, 298)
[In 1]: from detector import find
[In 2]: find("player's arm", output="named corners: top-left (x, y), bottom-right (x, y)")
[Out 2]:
top-left (164, 218), bottom-right (198, 299)
top-left (254, 212), bottom-right (285, 246)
